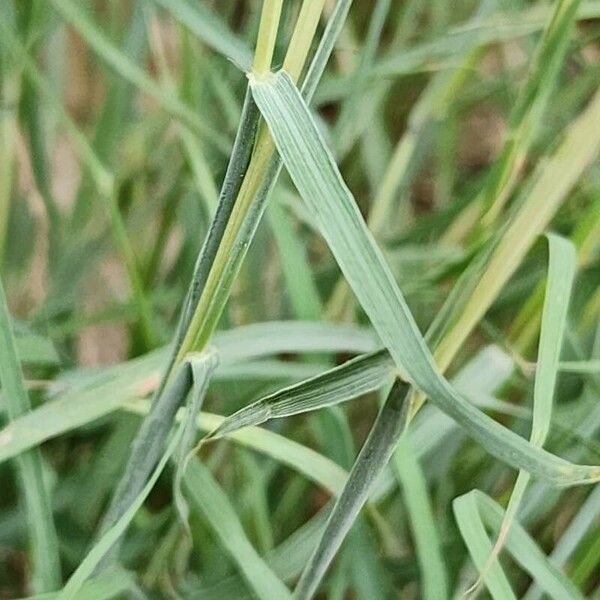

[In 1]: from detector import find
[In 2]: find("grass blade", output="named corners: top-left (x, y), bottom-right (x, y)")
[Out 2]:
top-left (207, 350), bottom-right (394, 439)
top-left (0, 321), bottom-right (379, 464)
top-left (293, 381), bottom-right (410, 599)
top-left (173, 351), bottom-right (219, 526)
top-left (0, 278), bottom-right (60, 592)
top-left (183, 460), bottom-right (292, 600)
top-left (95, 353), bottom-right (214, 563)
top-left (394, 436), bottom-right (448, 599)
top-left (453, 490), bottom-right (586, 599)
top-left (56, 421), bottom-right (184, 600)
top-left (467, 233), bottom-right (576, 594)
top-left (524, 485), bottom-right (600, 600)
top-left (249, 69), bottom-right (600, 486)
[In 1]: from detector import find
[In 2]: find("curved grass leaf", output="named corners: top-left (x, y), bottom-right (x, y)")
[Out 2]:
top-left (453, 490), bottom-right (585, 599)
top-left (524, 484), bottom-right (600, 600)
top-left (469, 233), bottom-right (576, 594)
top-left (249, 69), bottom-right (600, 487)
top-left (208, 344), bottom-right (517, 454)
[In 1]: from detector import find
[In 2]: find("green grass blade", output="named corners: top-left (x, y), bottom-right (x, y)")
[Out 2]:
top-left (174, 88), bottom-right (260, 358)
top-left (532, 234), bottom-right (576, 446)
top-left (207, 350), bottom-right (394, 439)
top-left (524, 485), bottom-right (600, 600)
top-left (209, 343), bottom-right (515, 457)
top-left (394, 436), bottom-right (448, 600)
top-left (0, 278), bottom-right (61, 592)
top-left (293, 381), bottom-right (410, 599)
top-left (174, 0), bottom-right (354, 358)
top-left (56, 421), bottom-right (183, 600)
top-left (95, 353), bottom-right (210, 559)
top-left (558, 360), bottom-right (600, 373)
top-left (432, 87), bottom-right (600, 380)
top-left (183, 460), bottom-right (292, 600)
top-left (249, 69), bottom-right (600, 486)
top-left (0, 321), bottom-right (379, 464)
top-left (479, 0), bottom-right (583, 228)
top-left (469, 233), bottom-right (576, 594)
top-left (23, 569), bottom-right (135, 600)
top-left (173, 351), bottom-right (219, 526)
top-left (453, 490), bottom-right (586, 599)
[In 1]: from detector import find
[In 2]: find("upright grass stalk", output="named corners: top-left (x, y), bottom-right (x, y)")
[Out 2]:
top-left (97, 0), bottom-right (332, 552)
top-left (176, 0), bottom-right (327, 360)
top-left (253, 0), bottom-right (284, 76)
top-left (293, 381), bottom-right (411, 600)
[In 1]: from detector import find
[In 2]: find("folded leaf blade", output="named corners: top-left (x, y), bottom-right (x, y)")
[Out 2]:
top-left (249, 69), bottom-right (600, 486)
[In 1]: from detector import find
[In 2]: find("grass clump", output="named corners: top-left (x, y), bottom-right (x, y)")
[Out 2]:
top-left (0, 0), bottom-right (599, 598)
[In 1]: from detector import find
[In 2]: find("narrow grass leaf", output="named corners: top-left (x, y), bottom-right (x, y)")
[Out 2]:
top-left (0, 321), bottom-right (378, 464)
top-left (173, 351), bottom-right (219, 526)
top-left (453, 490), bottom-right (585, 599)
top-left (56, 423), bottom-right (183, 600)
top-left (183, 459), bottom-right (292, 600)
top-left (250, 69), bottom-right (600, 486)
top-left (293, 381), bottom-right (411, 599)
top-left (207, 350), bottom-right (394, 439)
top-left (470, 233), bottom-right (576, 595)
top-left (25, 569), bottom-right (135, 600)
top-left (394, 436), bottom-right (448, 600)
top-left (432, 86), bottom-right (600, 381)
top-left (558, 360), bottom-right (600, 373)
top-left (0, 279), bottom-right (60, 592)
top-left (95, 353), bottom-right (207, 555)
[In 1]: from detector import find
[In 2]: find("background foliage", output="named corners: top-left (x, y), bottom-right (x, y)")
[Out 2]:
top-left (0, 0), bottom-right (599, 598)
